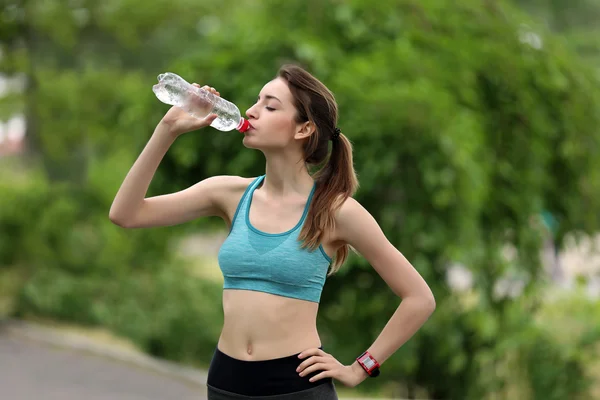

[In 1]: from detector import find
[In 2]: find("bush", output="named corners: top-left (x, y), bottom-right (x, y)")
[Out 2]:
top-left (1, 167), bottom-right (224, 367)
top-left (2, 0), bottom-right (600, 397)
top-left (461, 291), bottom-right (600, 400)
top-left (15, 262), bottom-right (223, 366)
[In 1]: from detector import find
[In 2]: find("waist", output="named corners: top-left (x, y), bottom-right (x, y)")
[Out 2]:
top-left (207, 346), bottom-right (332, 396)
top-left (219, 289), bottom-right (321, 360)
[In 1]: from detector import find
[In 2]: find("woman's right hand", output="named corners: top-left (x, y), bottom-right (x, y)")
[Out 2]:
top-left (160, 84), bottom-right (221, 137)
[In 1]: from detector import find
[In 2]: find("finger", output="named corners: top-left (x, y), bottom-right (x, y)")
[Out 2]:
top-left (296, 356), bottom-right (328, 372)
top-left (309, 370), bottom-right (333, 383)
top-left (192, 83), bottom-right (201, 87)
top-left (298, 348), bottom-right (326, 359)
top-left (298, 362), bottom-right (330, 377)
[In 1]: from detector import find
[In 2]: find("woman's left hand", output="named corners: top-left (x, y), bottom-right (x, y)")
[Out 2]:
top-left (297, 348), bottom-right (368, 388)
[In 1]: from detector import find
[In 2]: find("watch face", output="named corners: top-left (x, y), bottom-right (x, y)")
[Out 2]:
top-left (358, 354), bottom-right (379, 376)
top-left (357, 352), bottom-right (380, 377)
top-left (362, 356), bottom-right (377, 370)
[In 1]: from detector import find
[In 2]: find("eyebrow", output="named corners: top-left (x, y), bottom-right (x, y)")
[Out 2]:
top-left (258, 94), bottom-right (282, 104)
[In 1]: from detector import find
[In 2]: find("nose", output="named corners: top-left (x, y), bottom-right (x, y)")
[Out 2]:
top-left (245, 104), bottom-right (257, 120)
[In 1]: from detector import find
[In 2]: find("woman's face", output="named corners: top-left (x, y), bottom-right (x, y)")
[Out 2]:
top-left (243, 77), bottom-right (305, 151)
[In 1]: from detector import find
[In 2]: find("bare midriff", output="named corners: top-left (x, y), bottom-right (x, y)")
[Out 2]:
top-left (217, 289), bottom-right (322, 361)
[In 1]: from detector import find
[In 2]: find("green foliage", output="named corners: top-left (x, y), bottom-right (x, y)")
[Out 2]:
top-left (1, 0), bottom-right (600, 398)
top-left (0, 170), bottom-right (169, 274)
top-left (15, 264), bottom-right (224, 366)
top-left (517, 291), bottom-right (600, 400)
top-left (0, 166), bottom-right (223, 366)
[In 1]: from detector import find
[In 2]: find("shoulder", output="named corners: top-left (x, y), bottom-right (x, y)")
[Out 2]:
top-left (198, 175), bottom-right (256, 191)
top-left (333, 196), bottom-right (384, 247)
top-left (335, 196), bottom-right (371, 226)
top-left (333, 197), bottom-right (403, 273)
top-left (201, 175), bottom-right (258, 214)
top-left (200, 175), bottom-right (258, 200)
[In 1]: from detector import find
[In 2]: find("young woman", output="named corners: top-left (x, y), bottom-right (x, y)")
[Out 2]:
top-left (110, 64), bottom-right (435, 399)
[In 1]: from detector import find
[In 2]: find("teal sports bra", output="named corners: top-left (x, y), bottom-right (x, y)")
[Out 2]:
top-left (217, 175), bottom-right (332, 303)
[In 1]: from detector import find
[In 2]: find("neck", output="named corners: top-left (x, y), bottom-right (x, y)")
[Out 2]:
top-left (262, 152), bottom-right (314, 198)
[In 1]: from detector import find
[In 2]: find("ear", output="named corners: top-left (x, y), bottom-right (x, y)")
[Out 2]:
top-left (294, 121), bottom-right (316, 140)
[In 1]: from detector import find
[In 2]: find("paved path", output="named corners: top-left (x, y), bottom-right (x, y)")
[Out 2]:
top-left (0, 334), bottom-right (207, 400)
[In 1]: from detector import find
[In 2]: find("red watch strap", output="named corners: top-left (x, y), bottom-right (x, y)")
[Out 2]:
top-left (357, 351), bottom-right (380, 375)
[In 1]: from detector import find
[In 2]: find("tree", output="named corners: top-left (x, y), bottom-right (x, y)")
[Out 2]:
top-left (2, 0), bottom-right (599, 398)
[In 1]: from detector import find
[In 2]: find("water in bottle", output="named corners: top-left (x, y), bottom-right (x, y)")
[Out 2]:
top-left (152, 72), bottom-right (250, 132)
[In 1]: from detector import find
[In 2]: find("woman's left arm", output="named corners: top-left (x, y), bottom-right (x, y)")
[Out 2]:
top-left (297, 197), bottom-right (436, 386)
top-left (339, 198), bottom-right (435, 376)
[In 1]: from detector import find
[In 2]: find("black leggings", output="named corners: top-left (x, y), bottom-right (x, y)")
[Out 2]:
top-left (206, 347), bottom-right (337, 399)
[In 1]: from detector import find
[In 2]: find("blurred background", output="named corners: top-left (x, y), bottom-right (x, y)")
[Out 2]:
top-left (1, 0), bottom-right (600, 399)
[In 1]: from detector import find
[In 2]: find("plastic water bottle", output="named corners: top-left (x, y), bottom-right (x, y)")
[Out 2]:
top-left (152, 72), bottom-right (250, 132)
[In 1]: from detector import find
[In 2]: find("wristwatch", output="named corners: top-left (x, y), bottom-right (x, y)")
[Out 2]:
top-left (356, 351), bottom-right (380, 377)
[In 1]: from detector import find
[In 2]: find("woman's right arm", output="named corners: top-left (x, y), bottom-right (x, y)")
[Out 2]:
top-left (109, 85), bottom-right (233, 229)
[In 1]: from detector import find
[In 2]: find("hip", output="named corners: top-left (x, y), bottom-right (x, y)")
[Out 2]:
top-left (207, 382), bottom-right (338, 400)
top-left (207, 346), bottom-right (337, 399)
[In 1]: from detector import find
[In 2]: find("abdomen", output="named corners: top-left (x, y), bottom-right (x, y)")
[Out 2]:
top-left (217, 289), bottom-right (322, 361)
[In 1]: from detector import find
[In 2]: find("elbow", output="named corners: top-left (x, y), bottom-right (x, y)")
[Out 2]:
top-left (109, 209), bottom-right (135, 228)
top-left (425, 293), bottom-right (436, 315)
top-left (420, 289), bottom-right (436, 318)
top-left (109, 213), bottom-right (127, 228)
top-left (408, 290), bottom-right (435, 318)
top-left (416, 280), bottom-right (436, 315)
top-left (400, 290), bottom-right (436, 318)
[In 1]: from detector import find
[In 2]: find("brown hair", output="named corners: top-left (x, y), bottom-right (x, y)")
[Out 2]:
top-left (277, 64), bottom-right (359, 275)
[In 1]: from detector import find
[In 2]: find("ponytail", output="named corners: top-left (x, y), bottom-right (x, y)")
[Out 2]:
top-left (277, 64), bottom-right (358, 274)
top-left (298, 132), bottom-right (358, 275)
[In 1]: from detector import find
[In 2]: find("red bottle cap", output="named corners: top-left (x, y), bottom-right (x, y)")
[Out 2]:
top-left (237, 118), bottom-right (250, 132)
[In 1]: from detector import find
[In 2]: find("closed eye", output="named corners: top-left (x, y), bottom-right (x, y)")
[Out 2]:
top-left (265, 106), bottom-right (276, 111)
